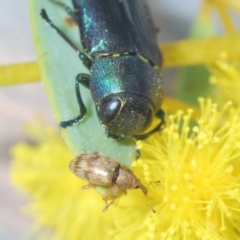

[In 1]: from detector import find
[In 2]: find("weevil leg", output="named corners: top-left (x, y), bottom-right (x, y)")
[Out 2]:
top-left (50, 0), bottom-right (78, 23)
top-left (103, 196), bottom-right (116, 212)
top-left (103, 185), bottom-right (119, 212)
top-left (60, 74), bottom-right (90, 128)
top-left (40, 9), bottom-right (92, 70)
top-left (134, 109), bottom-right (165, 140)
top-left (81, 183), bottom-right (95, 189)
top-left (135, 147), bottom-right (141, 160)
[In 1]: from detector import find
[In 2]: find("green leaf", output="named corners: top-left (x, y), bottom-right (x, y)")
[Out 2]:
top-left (28, 0), bottom-right (135, 166)
top-left (175, 65), bottom-right (211, 105)
top-left (174, 15), bottom-right (215, 105)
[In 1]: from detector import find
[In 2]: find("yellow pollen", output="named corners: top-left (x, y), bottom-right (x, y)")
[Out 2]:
top-left (197, 144), bottom-right (203, 149)
top-left (186, 138), bottom-right (193, 145)
top-left (184, 126), bottom-right (190, 133)
top-left (183, 221), bottom-right (190, 227)
top-left (160, 232), bottom-right (167, 238)
top-left (220, 226), bottom-right (226, 231)
top-left (193, 126), bottom-right (199, 132)
top-left (183, 196), bottom-right (189, 202)
top-left (191, 159), bottom-right (197, 167)
top-left (183, 173), bottom-right (191, 180)
top-left (198, 132), bottom-right (207, 140)
top-left (225, 165), bottom-right (233, 173)
top-left (226, 211), bottom-right (232, 217)
top-left (170, 204), bottom-right (176, 210)
top-left (213, 137), bottom-right (220, 143)
top-left (163, 196), bottom-right (168, 202)
top-left (143, 164), bottom-right (149, 170)
top-left (188, 184), bottom-right (194, 190)
top-left (171, 185), bottom-right (178, 191)
top-left (169, 228), bottom-right (175, 235)
top-left (173, 133), bottom-right (179, 139)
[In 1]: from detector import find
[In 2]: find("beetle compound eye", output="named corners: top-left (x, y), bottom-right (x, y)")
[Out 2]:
top-left (143, 108), bottom-right (153, 130)
top-left (98, 98), bottom-right (121, 124)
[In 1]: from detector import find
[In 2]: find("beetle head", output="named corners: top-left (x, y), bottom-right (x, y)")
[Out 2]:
top-left (96, 93), bottom-right (154, 140)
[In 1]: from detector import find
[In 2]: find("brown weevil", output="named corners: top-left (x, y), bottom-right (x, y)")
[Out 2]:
top-left (69, 152), bottom-right (153, 212)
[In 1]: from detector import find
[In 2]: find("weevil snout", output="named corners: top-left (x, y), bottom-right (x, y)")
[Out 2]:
top-left (97, 94), bottom-right (154, 139)
top-left (136, 180), bottom-right (148, 195)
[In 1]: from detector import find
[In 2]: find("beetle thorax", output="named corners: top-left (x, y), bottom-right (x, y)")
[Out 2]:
top-left (115, 165), bottom-right (140, 190)
top-left (90, 55), bottom-right (163, 139)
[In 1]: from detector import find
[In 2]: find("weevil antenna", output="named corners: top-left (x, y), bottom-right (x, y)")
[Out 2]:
top-left (145, 180), bottom-right (160, 213)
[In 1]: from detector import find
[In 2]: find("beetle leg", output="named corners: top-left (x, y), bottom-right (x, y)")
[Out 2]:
top-left (81, 183), bottom-right (95, 189)
top-left (103, 184), bottom-right (119, 212)
top-left (76, 73), bottom-right (90, 88)
top-left (135, 147), bottom-right (141, 160)
top-left (40, 9), bottom-right (92, 70)
top-left (155, 108), bottom-right (165, 124)
top-left (60, 74), bottom-right (89, 128)
top-left (50, 0), bottom-right (78, 23)
top-left (133, 109), bottom-right (165, 140)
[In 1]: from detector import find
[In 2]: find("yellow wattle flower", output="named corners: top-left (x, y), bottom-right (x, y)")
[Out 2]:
top-left (11, 98), bottom-right (240, 240)
top-left (11, 122), bottom-right (113, 240)
top-left (3, 0), bottom-right (240, 239)
top-left (112, 98), bottom-right (240, 240)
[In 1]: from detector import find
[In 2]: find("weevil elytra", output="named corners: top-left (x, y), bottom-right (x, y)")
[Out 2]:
top-left (70, 152), bottom-right (150, 212)
top-left (40, 0), bottom-right (165, 140)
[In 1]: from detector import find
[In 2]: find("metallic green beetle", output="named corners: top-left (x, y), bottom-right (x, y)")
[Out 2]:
top-left (41, 0), bottom-right (164, 140)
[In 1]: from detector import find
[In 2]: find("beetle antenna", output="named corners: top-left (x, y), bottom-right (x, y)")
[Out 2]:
top-left (40, 9), bottom-right (92, 69)
top-left (145, 180), bottom-right (160, 213)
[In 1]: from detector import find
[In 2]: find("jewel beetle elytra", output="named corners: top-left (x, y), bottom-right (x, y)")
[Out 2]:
top-left (40, 0), bottom-right (165, 140)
